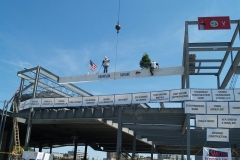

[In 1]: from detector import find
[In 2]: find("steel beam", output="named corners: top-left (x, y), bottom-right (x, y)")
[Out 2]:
top-left (220, 51), bottom-right (240, 88)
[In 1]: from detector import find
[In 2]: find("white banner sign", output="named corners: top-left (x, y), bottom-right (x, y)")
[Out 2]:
top-left (98, 95), bottom-right (114, 105)
top-left (150, 91), bottom-right (170, 102)
top-left (30, 98), bottom-right (41, 108)
top-left (115, 94), bottom-right (132, 104)
top-left (68, 97), bottom-right (83, 107)
top-left (184, 101), bottom-right (206, 114)
top-left (41, 98), bottom-right (54, 107)
top-left (19, 101), bottom-right (25, 111)
top-left (207, 128), bottom-right (229, 142)
top-left (218, 115), bottom-right (240, 128)
top-left (54, 98), bottom-right (68, 107)
top-left (206, 102), bottom-right (229, 114)
top-left (229, 102), bottom-right (240, 114)
top-left (170, 89), bottom-right (190, 101)
top-left (212, 89), bottom-right (234, 101)
top-left (132, 92), bottom-right (150, 104)
top-left (24, 99), bottom-right (31, 109)
top-left (196, 115), bottom-right (217, 128)
top-left (234, 88), bottom-right (240, 101)
top-left (203, 147), bottom-right (231, 160)
top-left (190, 89), bottom-right (212, 101)
top-left (82, 96), bottom-right (98, 106)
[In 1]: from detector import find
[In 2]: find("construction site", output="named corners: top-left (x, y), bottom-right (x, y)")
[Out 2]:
top-left (0, 18), bottom-right (240, 160)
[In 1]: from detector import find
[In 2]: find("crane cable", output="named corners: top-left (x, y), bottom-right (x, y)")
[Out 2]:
top-left (115, 0), bottom-right (121, 74)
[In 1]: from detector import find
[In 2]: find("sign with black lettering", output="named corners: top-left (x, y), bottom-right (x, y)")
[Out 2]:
top-left (150, 91), bottom-right (169, 102)
top-left (218, 115), bottom-right (240, 128)
top-left (115, 94), bottom-right (132, 104)
top-left (203, 147), bottom-right (231, 160)
top-left (170, 89), bottom-right (190, 101)
top-left (229, 102), bottom-right (240, 114)
top-left (207, 128), bottom-right (229, 142)
top-left (82, 96), bottom-right (98, 106)
top-left (132, 92), bottom-right (150, 104)
top-left (68, 97), bottom-right (82, 107)
top-left (206, 102), bottom-right (229, 114)
top-left (41, 98), bottom-right (54, 107)
top-left (184, 101), bottom-right (206, 114)
top-left (234, 89), bottom-right (240, 101)
top-left (190, 89), bottom-right (212, 101)
top-left (30, 98), bottom-right (41, 108)
top-left (54, 98), bottom-right (68, 107)
top-left (212, 89), bottom-right (234, 101)
top-left (98, 95), bottom-right (114, 105)
top-left (196, 115), bottom-right (217, 128)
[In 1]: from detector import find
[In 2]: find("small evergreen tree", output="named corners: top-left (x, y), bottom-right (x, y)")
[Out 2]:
top-left (139, 53), bottom-right (151, 69)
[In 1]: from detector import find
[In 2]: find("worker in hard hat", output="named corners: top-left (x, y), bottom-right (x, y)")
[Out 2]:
top-left (150, 61), bottom-right (159, 75)
top-left (102, 56), bottom-right (110, 73)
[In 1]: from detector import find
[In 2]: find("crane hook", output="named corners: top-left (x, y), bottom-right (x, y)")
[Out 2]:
top-left (115, 24), bottom-right (121, 33)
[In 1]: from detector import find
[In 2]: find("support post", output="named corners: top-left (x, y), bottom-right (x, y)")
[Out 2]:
top-left (187, 114), bottom-right (190, 160)
top-left (49, 143), bottom-right (52, 154)
top-left (0, 100), bottom-right (7, 151)
top-left (116, 106), bottom-right (123, 160)
top-left (181, 136), bottom-right (184, 160)
top-left (84, 142), bottom-right (88, 160)
top-left (73, 138), bottom-right (78, 160)
top-left (24, 107), bottom-right (34, 151)
top-left (132, 131), bottom-right (136, 160)
top-left (151, 145), bottom-right (154, 160)
top-left (33, 66), bottom-right (40, 98)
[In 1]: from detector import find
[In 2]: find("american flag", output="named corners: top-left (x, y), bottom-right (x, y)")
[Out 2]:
top-left (89, 60), bottom-right (98, 72)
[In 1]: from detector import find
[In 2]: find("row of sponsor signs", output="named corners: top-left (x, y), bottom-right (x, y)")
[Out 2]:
top-left (19, 88), bottom-right (240, 110)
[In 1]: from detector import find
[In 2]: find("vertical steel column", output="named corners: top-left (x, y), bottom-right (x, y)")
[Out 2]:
top-left (185, 22), bottom-right (190, 88)
top-left (116, 106), bottom-right (123, 160)
top-left (181, 135), bottom-right (184, 160)
top-left (7, 129), bottom-right (14, 160)
top-left (24, 107), bottom-right (34, 151)
top-left (49, 142), bottom-right (52, 154)
top-left (18, 78), bottom-right (25, 102)
top-left (73, 138), bottom-right (78, 160)
top-left (33, 66), bottom-right (40, 98)
top-left (132, 131), bottom-right (136, 160)
top-left (84, 143), bottom-right (88, 160)
top-left (185, 21), bottom-right (191, 160)
top-left (39, 141), bottom-right (43, 152)
top-left (217, 76), bottom-right (220, 89)
top-left (0, 100), bottom-right (7, 151)
top-left (151, 145), bottom-right (154, 160)
top-left (186, 114), bottom-right (190, 160)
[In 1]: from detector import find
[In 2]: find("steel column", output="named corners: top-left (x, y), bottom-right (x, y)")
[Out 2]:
top-left (132, 131), bottom-right (136, 159)
top-left (186, 113), bottom-right (190, 160)
top-left (84, 143), bottom-right (88, 160)
top-left (33, 66), bottom-right (40, 98)
top-left (116, 106), bottom-right (123, 160)
top-left (73, 138), bottom-right (78, 160)
top-left (24, 107), bottom-right (34, 151)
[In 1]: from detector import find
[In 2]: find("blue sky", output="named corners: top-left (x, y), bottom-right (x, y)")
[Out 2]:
top-left (1, 0), bottom-right (240, 159)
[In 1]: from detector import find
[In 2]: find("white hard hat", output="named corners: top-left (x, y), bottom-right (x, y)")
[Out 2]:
top-left (104, 56), bottom-right (107, 59)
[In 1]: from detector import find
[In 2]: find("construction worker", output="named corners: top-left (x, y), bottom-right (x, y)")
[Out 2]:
top-left (102, 56), bottom-right (110, 73)
top-left (150, 61), bottom-right (159, 75)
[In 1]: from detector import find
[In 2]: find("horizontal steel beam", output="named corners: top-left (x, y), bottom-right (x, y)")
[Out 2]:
top-left (189, 47), bottom-right (240, 52)
top-left (189, 42), bottom-right (230, 47)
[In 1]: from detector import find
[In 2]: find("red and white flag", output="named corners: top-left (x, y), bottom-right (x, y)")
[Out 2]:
top-left (89, 60), bottom-right (97, 72)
